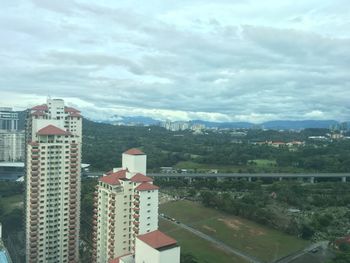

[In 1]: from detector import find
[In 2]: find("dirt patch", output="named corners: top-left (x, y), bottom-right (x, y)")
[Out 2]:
top-left (249, 228), bottom-right (266, 236)
top-left (218, 218), bottom-right (242, 230)
top-left (203, 225), bottom-right (217, 233)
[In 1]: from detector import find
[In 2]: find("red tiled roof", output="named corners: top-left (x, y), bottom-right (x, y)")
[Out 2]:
top-left (69, 112), bottom-right (81, 117)
top-left (135, 182), bottom-right (159, 191)
top-left (37, 125), bottom-right (71, 136)
top-left (124, 148), bottom-right (145, 155)
top-left (31, 104), bottom-right (48, 111)
top-left (31, 110), bottom-right (45, 116)
top-left (130, 173), bottom-right (153, 183)
top-left (65, 106), bottom-right (80, 113)
top-left (99, 170), bottom-right (127, 185)
top-left (137, 230), bottom-right (177, 249)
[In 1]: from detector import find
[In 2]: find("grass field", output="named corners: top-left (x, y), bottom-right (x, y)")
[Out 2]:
top-left (174, 161), bottom-right (242, 172)
top-left (1, 194), bottom-right (23, 213)
top-left (159, 219), bottom-right (248, 263)
top-left (160, 200), bottom-right (310, 262)
top-left (174, 159), bottom-right (305, 173)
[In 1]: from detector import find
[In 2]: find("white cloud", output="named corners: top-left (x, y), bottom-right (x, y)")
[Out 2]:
top-left (0, 0), bottom-right (349, 122)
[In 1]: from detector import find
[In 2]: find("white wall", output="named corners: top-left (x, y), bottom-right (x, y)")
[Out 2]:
top-left (122, 154), bottom-right (147, 175)
top-left (138, 190), bottom-right (158, 234)
top-left (135, 238), bottom-right (180, 263)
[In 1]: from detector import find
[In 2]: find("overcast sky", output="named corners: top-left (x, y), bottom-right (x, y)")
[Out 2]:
top-left (0, 0), bottom-right (349, 122)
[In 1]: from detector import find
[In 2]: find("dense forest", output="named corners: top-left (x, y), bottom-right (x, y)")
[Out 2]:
top-left (82, 119), bottom-right (350, 173)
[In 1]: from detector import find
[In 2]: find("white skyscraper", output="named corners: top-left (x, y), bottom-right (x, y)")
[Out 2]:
top-left (92, 149), bottom-right (180, 263)
top-left (25, 98), bottom-right (82, 263)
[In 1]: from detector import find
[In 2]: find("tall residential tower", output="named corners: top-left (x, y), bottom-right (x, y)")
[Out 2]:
top-left (25, 99), bottom-right (82, 263)
top-left (92, 149), bottom-right (180, 263)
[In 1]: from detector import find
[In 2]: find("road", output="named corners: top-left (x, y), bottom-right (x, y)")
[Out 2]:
top-left (160, 215), bottom-right (263, 263)
top-left (273, 241), bottom-right (329, 263)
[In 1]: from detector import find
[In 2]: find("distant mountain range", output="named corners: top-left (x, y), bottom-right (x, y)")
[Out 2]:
top-left (97, 115), bottom-right (345, 130)
top-left (16, 110), bottom-right (346, 130)
top-left (192, 120), bottom-right (341, 130)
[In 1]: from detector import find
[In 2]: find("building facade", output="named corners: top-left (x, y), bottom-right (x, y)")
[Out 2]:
top-left (0, 107), bottom-right (18, 131)
top-left (0, 107), bottom-right (24, 162)
top-left (25, 99), bottom-right (82, 263)
top-left (0, 131), bottom-right (25, 162)
top-left (92, 149), bottom-right (180, 263)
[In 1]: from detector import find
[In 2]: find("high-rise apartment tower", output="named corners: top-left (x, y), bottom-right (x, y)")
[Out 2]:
top-left (92, 149), bottom-right (180, 263)
top-left (25, 99), bottom-right (82, 263)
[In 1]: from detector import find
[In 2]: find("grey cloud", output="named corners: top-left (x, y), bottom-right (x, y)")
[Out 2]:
top-left (0, 0), bottom-right (349, 122)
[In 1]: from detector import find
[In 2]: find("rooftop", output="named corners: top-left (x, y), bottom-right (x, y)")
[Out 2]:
top-left (137, 230), bottom-right (177, 250)
top-left (135, 182), bottom-right (159, 191)
top-left (31, 104), bottom-right (48, 111)
top-left (124, 148), bottom-right (145, 155)
top-left (37, 125), bottom-right (71, 136)
top-left (65, 106), bottom-right (80, 113)
top-left (130, 173), bottom-right (153, 183)
top-left (99, 170), bottom-right (127, 185)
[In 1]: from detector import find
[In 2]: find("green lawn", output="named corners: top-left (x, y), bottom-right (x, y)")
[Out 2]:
top-left (1, 194), bottom-right (23, 213)
top-left (174, 161), bottom-right (241, 172)
top-left (159, 219), bottom-right (248, 263)
top-left (160, 200), bottom-right (310, 262)
top-left (251, 159), bottom-right (277, 167)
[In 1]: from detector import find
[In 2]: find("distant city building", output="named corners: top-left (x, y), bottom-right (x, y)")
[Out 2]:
top-left (0, 108), bottom-right (23, 162)
top-left (0, 130), bottom-right (25, 162)
top-left (92, 149), bottom-right (180, 263)
top-left (160, 120), bottom-right (205, 132)
top-left (0, 107), bottom-right (18, 131)
top-left (25, 98), bottom-right (82, 263)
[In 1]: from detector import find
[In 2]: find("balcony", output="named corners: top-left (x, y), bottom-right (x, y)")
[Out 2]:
top-left (30, 236), bottom-right (37, 242)
top-left (133, 227), bottom-right (139, 233)
top-left (30, 190), bottom-right (38, 196)
top-left (30, 225), bottom-right (38, 232)
top-left (69, 229), bottom-right (75, 235)
top-left (31, 171), bottom-right (39, 176)
top-left (31, 160), bottom-right (39, 165)
top-left (133, 214), bottom-right (140, 219)
top-left (134, 194), bottom-right (140, 198)
top-left (70, 153), bottom-right (78, 157)
top-left (31, 148), bottom-right (39, 153)
top-left (70, 219), bottom-right (76, 225)
top-left (133, 221), bottom-right (139, 226)
top-left (133, 207), bottom-right (140, 211)
top-left (92, 219), bottom-right (97, 225)
top-left (70, 169), bottom-right (77, 173)
top-left (30, 181), bottom-right (38, 188)
top-left (133, 201), bottom-right (139, 206)
top-left (30, 243), bottom-right (38, 250)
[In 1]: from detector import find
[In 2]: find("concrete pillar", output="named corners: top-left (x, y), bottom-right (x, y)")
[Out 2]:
top-left (279, 177), bottom-right (283, 181)
top-left (310, 177), bottom-right (315, 184)
top-left (342, 177), bottom-right (347, 183)
top-left (188, 177), bottom-right (192, 184)
top-left (248, 177), bottom-right (252, 182)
